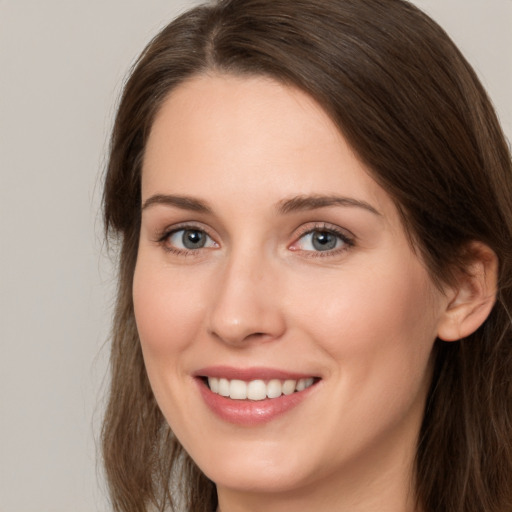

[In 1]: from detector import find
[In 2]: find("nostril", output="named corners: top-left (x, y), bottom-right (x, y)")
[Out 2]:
top-left (244, 332), bottom-right (275, 343)
top-left (207, 303), bottom-right (287, 346)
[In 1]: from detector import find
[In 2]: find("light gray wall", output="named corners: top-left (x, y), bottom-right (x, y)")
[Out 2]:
top-left (413, 0), bottom-right (512, 138)
top-left (0, 1), bottom-right (510, 511)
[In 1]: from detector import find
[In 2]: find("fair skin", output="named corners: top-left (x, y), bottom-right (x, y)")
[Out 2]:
top-left (133, 74), bottom-right (496, 512)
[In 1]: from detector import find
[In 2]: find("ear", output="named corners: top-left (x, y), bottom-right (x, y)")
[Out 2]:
top-left (437, 242), bottom-right (498, 342)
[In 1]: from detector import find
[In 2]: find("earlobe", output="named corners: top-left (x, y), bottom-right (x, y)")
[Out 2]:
top-left (437, 243), bottom-right (498, 342)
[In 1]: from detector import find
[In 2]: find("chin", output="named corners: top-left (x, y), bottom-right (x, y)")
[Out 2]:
top-left (203, 460), bottom-right (308, 495)
top-left (183, 436), bottom-right (310, 493)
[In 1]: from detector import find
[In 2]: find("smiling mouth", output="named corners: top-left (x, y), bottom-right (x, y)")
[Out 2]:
top-left (202, 376), bottom-right (319, 401)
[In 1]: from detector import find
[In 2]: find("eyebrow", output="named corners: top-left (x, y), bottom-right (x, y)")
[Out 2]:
top-left (141, 193), bottom-right (381, 216)
top-left (142, 194), bottom-right (212, 213)
top-left (277, 194), bottom-right (381, 216)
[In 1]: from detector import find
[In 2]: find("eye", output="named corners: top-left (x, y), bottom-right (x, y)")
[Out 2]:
top-left (165, 228), bottom-right (217, 251)
top-left (291, 226), bottom-right (353, 254)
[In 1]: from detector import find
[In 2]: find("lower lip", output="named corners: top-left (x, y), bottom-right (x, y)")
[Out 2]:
top-left (196, 378), bottom-right (318, 426)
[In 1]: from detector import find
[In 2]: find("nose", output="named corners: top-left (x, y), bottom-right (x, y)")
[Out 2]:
top-left (206, 250), bottom-right (286, 346)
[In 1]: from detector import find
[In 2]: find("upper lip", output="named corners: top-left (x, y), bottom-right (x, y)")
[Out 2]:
top-left (193, 365), bottom-right (319, 381)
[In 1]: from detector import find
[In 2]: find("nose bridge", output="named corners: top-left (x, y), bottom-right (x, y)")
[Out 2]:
top-left (207, 242), bottom-right (285, 345)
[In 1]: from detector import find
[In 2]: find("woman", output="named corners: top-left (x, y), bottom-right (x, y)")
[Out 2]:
top-left (101, 0), bottom-right (512, 511)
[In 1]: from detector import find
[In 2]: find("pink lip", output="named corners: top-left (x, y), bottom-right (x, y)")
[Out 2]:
top-left (193, 366), bottom-right (320, 426)
top-left (194, 365), bottom-right (315, 381)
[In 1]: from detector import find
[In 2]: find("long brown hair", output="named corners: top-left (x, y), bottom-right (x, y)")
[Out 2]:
top-left (102, 1), bottom-right (512, 510)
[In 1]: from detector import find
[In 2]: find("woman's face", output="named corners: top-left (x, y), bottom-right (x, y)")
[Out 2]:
top-left (134, 74), bottom-right (450, 499)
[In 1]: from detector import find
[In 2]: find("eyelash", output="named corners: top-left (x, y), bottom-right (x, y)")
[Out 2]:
top-left (291, 223), bottom-right (355, 258)
top-left (156, 223), bottom-right (217, 256)
top-left (155, 222), bottom-right (355, 257)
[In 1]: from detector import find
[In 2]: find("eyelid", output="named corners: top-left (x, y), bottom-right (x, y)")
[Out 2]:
top-left (293, 222), bottom-right (355, 240)
top-left (154, 221), bottom-right (214, 241)
top-left (289, 222), bottom-right (355, 255)
top-left (152, 220), bottom-right (354, 257)
top-left (154, 222), bottom-right (219, 254)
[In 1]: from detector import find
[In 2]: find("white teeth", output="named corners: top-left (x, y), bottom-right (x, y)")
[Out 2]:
top-left (247, 380), bottom-right (267, 400)
top-left (296, 379), bottom-right (306, 391)
top-left (266, 379), bottom-right (282, 398)
top-left (296, 377), bottom-right (314, 391)
top-left (207, 376), bottom-right (315, 400)
top-left (218, 378), bottom-right (230, 397)
top-left (229, 379), bottom-right (247, 400)
top-left (209, 377), bottom-right (219, 393)
top-left (282, 379), bottom-right (296, 395)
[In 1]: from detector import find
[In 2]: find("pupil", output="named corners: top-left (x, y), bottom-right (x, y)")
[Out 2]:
top-left (183, 230), bottom-right (205, 249)
top-left (312, 231), bottom-right (336, 251)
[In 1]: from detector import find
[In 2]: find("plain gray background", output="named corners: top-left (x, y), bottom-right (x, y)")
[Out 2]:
top-left (0, 1), bottom-right (510, 511)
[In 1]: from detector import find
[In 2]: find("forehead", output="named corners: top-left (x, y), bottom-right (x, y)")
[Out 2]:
top-left (141, 73), bottom-right (397, 223)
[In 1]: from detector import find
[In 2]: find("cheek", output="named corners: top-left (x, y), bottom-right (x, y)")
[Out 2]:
top-left (291, 256), bottom-right (439, 404)
top-left (296, 254), bottom-right (437, 343)
top-left (132, 256), bottom-right (212, 428)
top-left (132, 257), bottom-right (205, 360)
